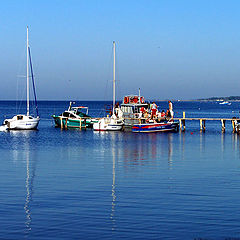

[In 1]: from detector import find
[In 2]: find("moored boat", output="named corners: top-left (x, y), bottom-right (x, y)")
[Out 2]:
top-left (3, 27), bottom-right (40, 130)
top-left (120, 91), bottom-right (150, 128)
top-left (52, 102), bottom-right (97, 129)
top-left (132, 121), bottom-right (179, 133)
top-left (93, 41), bottom-right (124, 131)
top-left (93, 117), bottom-right (123, 131)
top-left (219, 101), bottom-right (231, 105)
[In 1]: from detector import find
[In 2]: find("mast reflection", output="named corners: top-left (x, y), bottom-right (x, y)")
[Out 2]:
top-left (10, 131), bottom-right (37, 235)
top-left (110, 136), bottom-right (116, 231)
top-left (24, 148), bottom-right (31, 232)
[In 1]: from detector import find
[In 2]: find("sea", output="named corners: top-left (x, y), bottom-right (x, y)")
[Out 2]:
top-left (1, 100), bottom-right (240, 240)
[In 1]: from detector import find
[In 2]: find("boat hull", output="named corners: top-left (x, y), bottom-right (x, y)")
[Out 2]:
top-left (5, 117), bottom-right (40, 130)
top-left (93, 123), bottom-right (123, 131)
top-left (93, 118), bottom-right (123, 131)
top-left (132, 122), bottom-right (179, 133)
top-left (52, 116), bottom-right (93, 129)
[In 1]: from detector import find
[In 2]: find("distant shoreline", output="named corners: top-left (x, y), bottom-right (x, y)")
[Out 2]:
top-left (1, 97), bottom-right (240, 102)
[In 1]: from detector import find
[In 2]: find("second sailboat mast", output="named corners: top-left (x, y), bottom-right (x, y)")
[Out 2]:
top-left (113, 41), bottom-right (115, 112)
top-left (27, 26), bottom-right (29, 116)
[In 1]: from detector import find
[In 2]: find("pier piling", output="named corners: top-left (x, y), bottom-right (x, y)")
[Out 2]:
top-left (232, 120), bottom-right (236, 133)
top-left (221, 119), bottom-right (226, 132)
top-left (60, 117), bottom-right (63, 129)
top-left (200, 119), bottom-right (206, 132)
top-left (179, 112), bottom-right (186, 131)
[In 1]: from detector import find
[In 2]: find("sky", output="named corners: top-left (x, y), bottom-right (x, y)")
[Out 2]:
top-left (0, 0), bottom-right (240, 101)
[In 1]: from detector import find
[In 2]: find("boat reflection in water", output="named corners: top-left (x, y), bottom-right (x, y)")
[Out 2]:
top-left (120, 133), bottom-right (177, 169)
top-left (93, 131), bottom-right (120, 231)
top-left (10, 131), bottom-right (37, 236)
top-left (94, 130), bottom-right (240, 175)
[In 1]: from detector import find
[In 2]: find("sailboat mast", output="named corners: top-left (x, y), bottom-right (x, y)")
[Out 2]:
top-left (113, 41), bottom-right (116, 112)
top-left (139, 88), bottom-right (141, 103)
top-left (27, 26), bottom-right (29, 116)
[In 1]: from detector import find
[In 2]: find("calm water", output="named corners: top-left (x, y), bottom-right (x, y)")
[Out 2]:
top-left (1, 101), bottom-right (240, 239)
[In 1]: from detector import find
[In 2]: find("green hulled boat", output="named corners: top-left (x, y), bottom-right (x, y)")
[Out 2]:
top-left (52, 102), bottom-right (97, 129)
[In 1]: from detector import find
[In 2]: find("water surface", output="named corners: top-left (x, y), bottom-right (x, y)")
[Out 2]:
top-left (1, 101), bottom-right (240, 239)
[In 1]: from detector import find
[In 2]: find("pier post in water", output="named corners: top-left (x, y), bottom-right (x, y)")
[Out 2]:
top-left (221, 119), bottom-right (226, 132)
top-left (232, 120), bottom-right (236, 133)
top-left (180, 112), bottom-right (186, 131)
top-left (200, 119), bottom-right (206, 132)
top-left (60, 117), bottom-right (63, 129)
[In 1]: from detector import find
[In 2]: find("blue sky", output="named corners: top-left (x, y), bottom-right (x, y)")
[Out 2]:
top-left (0, 0), bottom-right (240, 100)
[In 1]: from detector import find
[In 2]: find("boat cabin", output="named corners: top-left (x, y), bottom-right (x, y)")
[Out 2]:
top-left (120, 95), bottom-right (149, 127)
top-left (121, 95), bottom-right (149, 114)
top-left (72, 106), bottom-right (89, 116)
top-left (60, 103), bottom-right (90, 119)
top-left (123, 95), bottom-right (145, 105)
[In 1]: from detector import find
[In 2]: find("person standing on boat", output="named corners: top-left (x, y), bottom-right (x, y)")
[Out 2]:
top-left (168, 100), bottom-right (173, 119)
top-left (139, 106), bottom-right (146, 118)
top-left (151, 102), bottom-right (158, 118)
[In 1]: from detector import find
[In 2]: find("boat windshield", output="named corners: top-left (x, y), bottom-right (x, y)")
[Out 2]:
top-left (71, 107), bottom-right (89, 118)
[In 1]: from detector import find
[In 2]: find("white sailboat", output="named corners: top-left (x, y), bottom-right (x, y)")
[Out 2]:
top-left (3, 27), bottom-right (40, 130)
top-left (93, 41), bottom-right (124, 131)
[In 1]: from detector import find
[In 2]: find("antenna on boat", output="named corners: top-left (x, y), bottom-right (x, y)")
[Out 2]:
top-left (27, 26), bottom-right (30, 116)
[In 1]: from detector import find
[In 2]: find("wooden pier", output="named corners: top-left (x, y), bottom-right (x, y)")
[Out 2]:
top-left (174, 112), bottom-right (240, 133)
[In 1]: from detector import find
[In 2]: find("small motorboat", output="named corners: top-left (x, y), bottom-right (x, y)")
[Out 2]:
top-left (52, 102), bottom-right (97, 129)
top-left (219, 101), bottom-right (231, 105)
top-left (132, 121), bottom-right (179, 133)
top-left (93, 115), bottom-right (123, 131)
